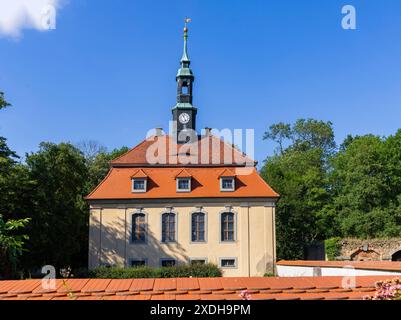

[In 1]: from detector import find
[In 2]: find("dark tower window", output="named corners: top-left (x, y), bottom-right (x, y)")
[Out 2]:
top-left (182, 86), bottom-right (188, 94)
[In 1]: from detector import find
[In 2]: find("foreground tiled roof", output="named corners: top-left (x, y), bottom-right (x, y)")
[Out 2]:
top-left (277, 260), bottom-right (401, 272)
top-left (0, 276), bottom-right (392, 300)
top-left (110, 135), bottom-right (255, 167)
top-left (86, 167), bottom-right (279, 200)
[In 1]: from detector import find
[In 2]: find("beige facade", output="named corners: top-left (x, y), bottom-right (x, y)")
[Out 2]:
top-left (88, 200), bottom-right (276, 277)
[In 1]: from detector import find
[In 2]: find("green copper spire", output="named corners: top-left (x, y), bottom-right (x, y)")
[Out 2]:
top-left (172, 17), bottom-right (197, 139)
top-left (181, 18), bottom-right (190, 65)
top-left (177, 18), bottom-right (193, 78)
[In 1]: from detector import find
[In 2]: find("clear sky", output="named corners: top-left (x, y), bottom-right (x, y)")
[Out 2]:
top-left (1, 0), bottom-right (401, 166)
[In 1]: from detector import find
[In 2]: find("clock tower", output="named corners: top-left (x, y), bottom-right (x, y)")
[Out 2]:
top-left (172, 19), bottom-right (198, 143)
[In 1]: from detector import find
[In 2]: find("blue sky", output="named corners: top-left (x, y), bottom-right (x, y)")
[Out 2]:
top-left (1, 0), bottom-right (401, 166)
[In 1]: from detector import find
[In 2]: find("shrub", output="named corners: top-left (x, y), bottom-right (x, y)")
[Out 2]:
top-left (263, 272), bottom-right (275, 277)
top-left (88, 263), bottom-right (222, 279)
top-left (324, 237), bottom-right (342, 261)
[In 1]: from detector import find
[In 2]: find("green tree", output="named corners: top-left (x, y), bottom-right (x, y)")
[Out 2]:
top-left (330, 133), bottom-right (401, 238)
top-left (261, 119), bottom-right (335, 259)
top-left (0, 214), bottom-right (30, 278)
top-left (84, 145), bottom-right (129, 191)
top-left (0, 91), bottom-right (11, 110)
top-left (22, 142), bottom-right (89, 272)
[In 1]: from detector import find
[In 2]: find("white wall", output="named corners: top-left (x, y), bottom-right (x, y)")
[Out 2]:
top-left (277, 265), bottom-right (401, 277)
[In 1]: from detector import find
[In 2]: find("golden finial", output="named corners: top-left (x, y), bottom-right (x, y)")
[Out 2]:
top-left (184, 17), bottom-right (191, 34)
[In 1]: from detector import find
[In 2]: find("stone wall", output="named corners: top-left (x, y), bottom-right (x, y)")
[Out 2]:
top-left (337, 238), bottom-right (401, 261)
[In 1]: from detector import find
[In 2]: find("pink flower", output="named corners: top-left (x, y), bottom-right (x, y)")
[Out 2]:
top-left (239, 290), bottom-right (252, 300)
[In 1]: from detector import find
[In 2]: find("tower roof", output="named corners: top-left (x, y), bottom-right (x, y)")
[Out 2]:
top-left (176, 19), bottom-right (194, 79)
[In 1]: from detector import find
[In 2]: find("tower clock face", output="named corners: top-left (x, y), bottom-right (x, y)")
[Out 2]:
top-left (178, 112), bottom-right (190, 124)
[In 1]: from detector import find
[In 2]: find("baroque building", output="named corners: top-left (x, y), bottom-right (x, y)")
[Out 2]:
top-left (86, 23), bottom-right (279, 276)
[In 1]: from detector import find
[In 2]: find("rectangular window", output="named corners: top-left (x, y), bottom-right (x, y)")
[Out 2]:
top-left (220, 258), bottom-right (237, 268)
top-left (177, 178), bottom-right (191, 192)
top-left (132, 213), bottom-right (146, 243)
top-left (161, 259), bottom-right (176, 267)
top-left (190, 259), bottom-right (206, 265)
top-left (221, 212), bottom-right (235, 241)
top-left (131, 259), bottom-right (146, 267)
top-left (191, 212), bottom-right (205, 242)
top-left (132, 178), bottom-right (147, 192)
top-left (221, 177), bottom-right (235, 191)
top-left (162, 213), bottom-right (176, 242)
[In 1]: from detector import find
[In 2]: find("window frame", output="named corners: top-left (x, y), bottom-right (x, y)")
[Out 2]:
top-left (131, 212), bottom-right (147, 244)
top-left (132, 178), bottom-right (147, 193)
top-left (190, 211), bottom-right (207, 243)
top-left (161, 211), bottom-right (177, 243)
top-left (160, 258), bottom-right (176, 267)
top-left (220, 211), bottom-right (237, 242)
top-left (189, 258), bottom-right (208, 265)
top-left (219, 257), bottom-right (238, 269)
top-left (176, 177), bottom-right (191, 192)
top-left (220, 177), bottom-right (235, 192)
top-left (130, 258), bottom-right (147, 268)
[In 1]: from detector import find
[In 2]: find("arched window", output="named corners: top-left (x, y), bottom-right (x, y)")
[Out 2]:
top-left (221, 212), bottom-right (235, 242)
top-left (162, 212), bottom-right (176, 242)
top-left (191, 212), bottom-right (205, 242)
top-left (132, 213), bottom-right (146, 243)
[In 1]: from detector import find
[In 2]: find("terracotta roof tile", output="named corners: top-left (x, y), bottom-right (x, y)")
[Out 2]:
top-left (104, 279), bottom-right (133, 293)
top-left (131, 169), bottom-right (148, 178)
top-left (81, 279), bottom-right (111, 293)
top-left (87, 167), bottom-right (278, 200)
top-left (175, 169), bottom-right (192, 178)
top-left (218, 168), bottom-right (236, 177)
top-left (129, 278), bottom-right (155, 292)
top-left (0, 275), bottom-right (394, 300)
top-left (176, 277), bottom-right (200, 291)
top-left (110, 135), bottom-right (256, 167)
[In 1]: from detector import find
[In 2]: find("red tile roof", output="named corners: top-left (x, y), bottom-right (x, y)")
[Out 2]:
top-left (0, 276), bottom-right (391, 300)
top-left (110, 135), bottom-right (255, 167)
top-left (218, 168), bottom-right (236, 177)
top-left (131, 169), bottom-right (148, 178)
top-left (175, 169), bottom-right (192, 178)
top-left (277, 260), bottom-right (401, 272)
top-left (86, 167), bottom-right (279, 200)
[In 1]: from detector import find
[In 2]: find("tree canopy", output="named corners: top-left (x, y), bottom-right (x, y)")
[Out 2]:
top-left (262, 119), bottom-right (401, 259)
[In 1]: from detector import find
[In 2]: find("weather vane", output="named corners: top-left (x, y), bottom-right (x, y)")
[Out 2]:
top-left (184, 17), bottom-right (192, 34)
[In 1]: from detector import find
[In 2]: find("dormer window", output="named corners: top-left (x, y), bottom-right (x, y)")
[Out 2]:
top-left (177, 177), bottom-right (191, 192)
top-left (220, 177), bottom-right (235, 192)
top-left (175, 169), bottom-right (192, 193)
top-left (219, 168), bottom-right (236, 192)
top-left (132, 178), bottom-right (147, 193)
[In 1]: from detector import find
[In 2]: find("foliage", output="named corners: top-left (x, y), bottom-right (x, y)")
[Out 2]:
top-left (0, 214), bottom-right (30, 278)
top-left (261, 118), bottom-right (335, 259)
top-left (0, 91), bottom-right (11, 110)
top-left (324, 237), bottom-right (342, 261)
top-left (364, 279), bottom-right (401, 300)
top-left (263, 272), bottom-right (275, 277)
top-left (88, 263), bottom-right (222, 279)
top-left (262, 119), bottom-right (401, 260)
top-left (20, 142), bottom-right (89, 272)
top-left (84, 145), bottom-right (129, 191)
top-left (330, 132), bottom-right (401, 238)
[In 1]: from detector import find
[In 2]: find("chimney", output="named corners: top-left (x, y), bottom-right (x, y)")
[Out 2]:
top-left (203, 127), bottom-right (212, 137)
top-left (155, 128), bottom-right (163, 137)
